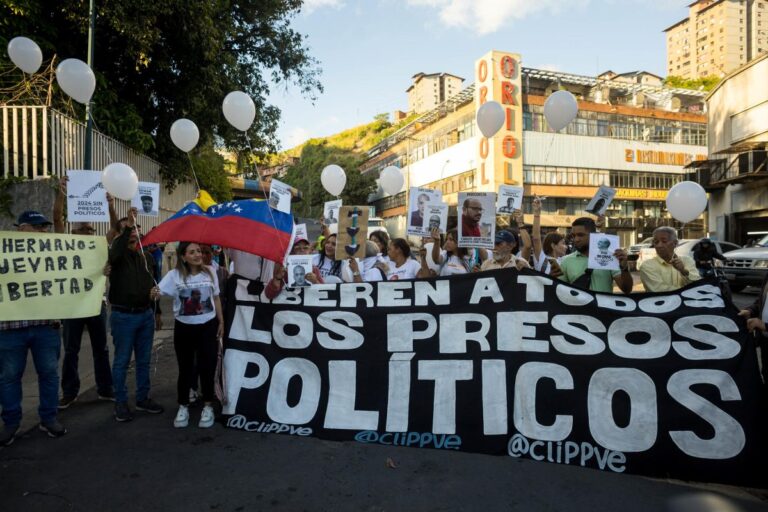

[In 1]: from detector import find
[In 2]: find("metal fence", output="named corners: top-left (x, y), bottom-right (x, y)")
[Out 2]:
top-left (1, 105), bottom-right (196, 233)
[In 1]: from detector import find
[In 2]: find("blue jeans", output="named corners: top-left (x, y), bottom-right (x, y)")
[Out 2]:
top-left (0, 325), bottom-right (61, 427)
top-left (62, 303), bottom-right (113, 398)
top-left (110, 310), bottom-right (154, 404)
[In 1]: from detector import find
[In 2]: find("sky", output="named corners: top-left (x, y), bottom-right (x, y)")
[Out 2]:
top-left (269, 0), bottom-right (690, 150)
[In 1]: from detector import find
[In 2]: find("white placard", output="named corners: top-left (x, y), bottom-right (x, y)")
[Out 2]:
top-left (293, 223), bottom-right (308, 242)
top-left (458, 192), bottom-right (496, 249)
top-left (66, 170), bottom-right (110, 223)
top-left (425, 204), bottom-right (448, 234)
top-left (407, 187), bottom-right (443, 237)
top-left (131, 182), bottom-right (160, 217)
top-left (286, 255), bottom-right (313, 287)
top-left (497, 185), bottom-right (524, 213)
top-left (585, 185), bottom-right (616, 216)
top-left (588, 233), bottom-right (620, 271)
top-left (323, 199), bottom-right (342, 225)
top-left (268, 179), bottom-right (292, 214)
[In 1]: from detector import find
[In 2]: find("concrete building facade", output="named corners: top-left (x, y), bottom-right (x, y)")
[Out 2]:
top-left (406, 72), bottom-right (465, 114)
top-left (665, 0), bottom-right (768, 79)
top-left (363, 51), bottom-right (708, 246)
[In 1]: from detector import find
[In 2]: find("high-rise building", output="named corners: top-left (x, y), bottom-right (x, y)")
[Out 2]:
top-left (665, 0), bottom-right (768, 79)
top-left (406, 72), bottom-right (464, 114)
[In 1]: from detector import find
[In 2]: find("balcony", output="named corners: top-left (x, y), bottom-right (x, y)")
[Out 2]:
top-left (686, 150), bottom-right (767, 191)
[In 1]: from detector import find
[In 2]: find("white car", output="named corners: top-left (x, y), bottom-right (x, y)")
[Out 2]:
top-left (636, 238), bottom-right (740, 268)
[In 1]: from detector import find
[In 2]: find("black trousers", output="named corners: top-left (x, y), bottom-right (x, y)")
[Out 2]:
top-left (173, 318), bottom-right (218, 405)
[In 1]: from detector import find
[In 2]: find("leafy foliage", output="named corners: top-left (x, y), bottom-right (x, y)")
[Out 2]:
top-left (663, 75), bottom-right (721, 92)
top-left (282, 142), bottom-right (376, 219)
top-left (1, 0), bottom-right (322, 200)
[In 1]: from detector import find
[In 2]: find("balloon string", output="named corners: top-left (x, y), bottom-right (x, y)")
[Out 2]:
top-left (89, 117), bottom-right (116, 166)
top-left (131, 212), bottom-right (159, 287)
top-left (186, 152), bottom-right (201, 192)
top-left (242, 132), bottom-right (289, 259)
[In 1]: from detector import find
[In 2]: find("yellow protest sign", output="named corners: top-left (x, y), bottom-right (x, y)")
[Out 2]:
top-left (0, 232), bottom-right (108, 321)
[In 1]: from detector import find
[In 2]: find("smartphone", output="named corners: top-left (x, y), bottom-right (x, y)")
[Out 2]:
top-left (548, 257), bottom-right (562, 272)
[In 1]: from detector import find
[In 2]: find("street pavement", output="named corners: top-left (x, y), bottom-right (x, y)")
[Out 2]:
top-left (2, 282), bottom-right (767, 511)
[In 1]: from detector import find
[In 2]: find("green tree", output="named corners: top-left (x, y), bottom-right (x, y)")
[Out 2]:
top-left (663, 75), bottom-right (720, 91)
top-left (1, 0), bottom-right (322, 200)
top-left (282, 142), bottom-right (377, 218)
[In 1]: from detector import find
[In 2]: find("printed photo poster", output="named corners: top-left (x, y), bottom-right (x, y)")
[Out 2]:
top-left (497, 185), bottom-right (524, 213)
top-left (458, 192), bottom-right (496, 249)
top-left (293, 223), bottom-right (308, 242)
top-left (66, 170), bottom-right (110, 223)
top-left (178, 283), bottom-right (215, 317)
top-left (268, 179), bottom-right (292, 214)
top-left (323, 199), bottom-right (342, 226)
top-left (286, 255), bottom-right (313, 287)
top-left (585, 185), bottom-right (616, 216)
top-left (407, 187), bottom-right (443, 237)
top-left (425, 203), bottom-right (448, 234)
top-left (587, 233), bottom-right (620, 271)
top-left (335, 206), bottom-right (369, 260)
top-left (131, 182), bottom-right (160, 217)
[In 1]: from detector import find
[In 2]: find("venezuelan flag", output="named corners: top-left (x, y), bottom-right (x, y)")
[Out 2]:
top-left (142, 200), bottom-right (293, 263)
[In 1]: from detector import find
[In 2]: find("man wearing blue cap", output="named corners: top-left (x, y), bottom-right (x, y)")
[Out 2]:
top-left (0, 211), bottom-right (67, 446)
top-left (481, 230), bottom-right (529, 271)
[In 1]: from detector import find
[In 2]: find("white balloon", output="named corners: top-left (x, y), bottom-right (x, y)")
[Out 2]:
top-left (543, 90), bottom-right (578, 132)
top-left (379, 166), bottom-right (404, 195)
top-left (321, 164), bottom-right (346, 197)
top-left (55, 58), bottom-right (96, 104)
top-left (666, 181), bottom-right (708, 223)
top-left (170, 118), bottom-right (200, 153)
top-left (7, 37), bottom-right (43, 74)
top-left (222, 91), bottom-right (256, 132)
top-left (476, 101), bottom-right (505, 138)
top-left (102, 163), bottom-right (139, 201)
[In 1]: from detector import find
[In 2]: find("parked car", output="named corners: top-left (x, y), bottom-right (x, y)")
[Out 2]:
top-left (636, 238), bottom-right (740, 269)
top-left (628, 237), bottom-right (653, 261)
top-left (368, 216), bottom-right (389, 239)
top-left (722, 234), bottom-right (768, 292)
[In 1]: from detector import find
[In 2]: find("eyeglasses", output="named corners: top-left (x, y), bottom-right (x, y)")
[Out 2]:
top-left (467, 206), bottom-right (484, 212)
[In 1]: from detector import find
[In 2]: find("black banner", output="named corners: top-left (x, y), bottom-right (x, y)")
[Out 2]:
top-left (222, 269), bottom-right (766, 486)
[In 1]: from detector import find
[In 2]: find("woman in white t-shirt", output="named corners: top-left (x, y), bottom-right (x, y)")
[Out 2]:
top-left (155, 242), bottom-right (223, 430)
top-left (386, 238), bottom-right (421, 280)
top-left (312, 232), bottom-right (342, 280)
top-left (427, 228), bottom-right (471, 277)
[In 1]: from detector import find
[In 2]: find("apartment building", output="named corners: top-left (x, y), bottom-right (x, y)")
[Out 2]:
top-left (406, 72), bottom-right (464, 114)
top-left (666, 0), bottom-right (768, 79)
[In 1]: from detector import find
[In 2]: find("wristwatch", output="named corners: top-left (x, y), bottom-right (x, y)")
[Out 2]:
top-left (352, 271), bottom-right (360, 277)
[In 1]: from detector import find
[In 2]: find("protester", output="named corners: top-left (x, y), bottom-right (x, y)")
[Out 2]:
top-left (557, 217), bottom-right (633, 293)
top-left (266, 233), bottom-right (323, 299)
top-left (481, 230), bottom-right (530, 271)
top-left (506, 210), bottom-right (532, 262)
top-left (425, 228), bottom-right (473, 276)
top-left (312, 226), bottom-right (342, 280)
top-left (530, 196), bottom-right (566, 274)
top-left (639, 227), bottom-right (700, 292)
top-left (52, 178), bottom-right (115, 409)
top-left (691, 238), bottom-right (727, 278)
top-left (153, 242), bottom-right (223, 429)
top-left (108, 208), bottom-right (164, 421)
top-left (345, 241), bottom-right (388, 282)
top-left (369, 231), bottom-right (390, 262)
top-left (0, 211), bottom-right (67, 445)
top-left (387, 238), bottom-right (421, 280)
top-left (738, 273), bottom-right (768, 388)
top-left (201, 244), bottom-right (229, 307)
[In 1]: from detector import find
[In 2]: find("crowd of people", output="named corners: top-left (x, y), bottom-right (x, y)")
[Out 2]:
top-left (2, 186), bottom-right (767, 448)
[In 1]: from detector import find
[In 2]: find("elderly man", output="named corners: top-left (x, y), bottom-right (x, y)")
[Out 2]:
top-left (639, 227), bottom-right (700, 292)
top-left (558, 217), bottom-right (633, 294)
top-left (0, 211), bottom-right (67, 446)
top-left (481, 230), bottom-right (529, 271)
top-left (52, 177), bottom-right (115, 409)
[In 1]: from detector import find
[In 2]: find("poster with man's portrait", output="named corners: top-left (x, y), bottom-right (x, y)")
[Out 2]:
top-left (268, 179), bottom-right (292, 214)
top-left (286, 255), bottom-right (313, 287)
top-left (497, 185), bottom-right (524, 213)
top-left (178, 286), bottom-right (214, 317)
top-left (587, 233), bottom-right (620, 271)
top-left (458, 192), bottom-right (495, 249)
top-left (335, 206), bottom-right (369, 260)
top-left (131, 182), bottom-right (160, 217)
top-left (425, 204), bottom-right (448, 234)
top-left (585, 185), bottom-right (616, 216)
top-left (323, 199), bottom-right (342, 226)
top-left (407, 187), bottom-right (442, 237)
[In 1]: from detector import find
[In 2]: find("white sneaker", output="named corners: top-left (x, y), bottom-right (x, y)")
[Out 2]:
top-left (174, 405), bottom-right (189, 428)
top-left (199, 405), bottom-right (215, 428)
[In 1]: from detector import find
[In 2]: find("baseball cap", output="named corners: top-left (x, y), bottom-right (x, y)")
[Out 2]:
top-left (294, 234), bottom-right (310, 244)
top-left (14, 210), bottom-right (52, 227)
top-left (495, 230), bottom-right (516, 245)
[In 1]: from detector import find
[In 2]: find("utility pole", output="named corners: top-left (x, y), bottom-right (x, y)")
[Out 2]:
top-left (84, 0), bottom-right (95, 170)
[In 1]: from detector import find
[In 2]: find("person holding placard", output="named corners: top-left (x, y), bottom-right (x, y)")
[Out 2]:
top-left (425, 228), bottom-right (473, 276)
top-left (52, 177), bottom-right (115, 410)
top-left (530, 196), bottom-right (566, 276)
top-left (558, 217), bottom-right (633, 294)
top-left (153, 242), bottom-right (223, 429)
top-left (386, 238), bottom-right (421, 280)
top-left (639, 227), bottom-right (700, 293)
top-left (346, 242), bottom-right (388, 283)
top-left (369, 231), bottom-right (391, 263)
top-left (312, 226), bottom-right (342, 280)
top-left (266, 233), bottom-right (324, 299)
top-left (0, 211), bottom-right (67, 446)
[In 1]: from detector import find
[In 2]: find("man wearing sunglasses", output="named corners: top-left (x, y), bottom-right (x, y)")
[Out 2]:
top-left (53, 177), bottom-right (115, 411)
